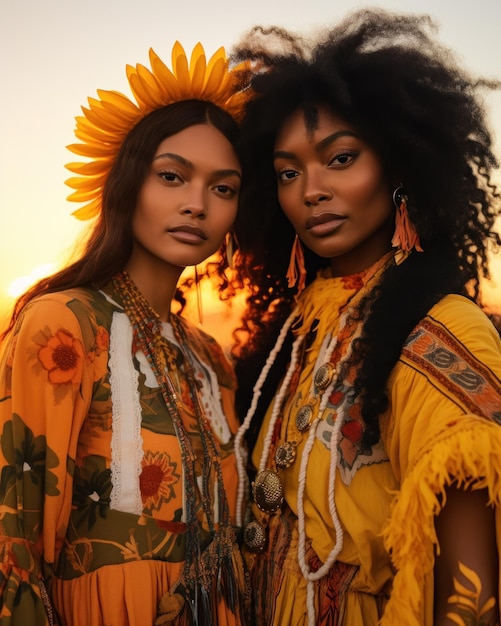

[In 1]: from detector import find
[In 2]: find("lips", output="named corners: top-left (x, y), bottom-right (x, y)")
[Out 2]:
top-left (305, 212), bottom-right (346, 236)
top-left (168, 224), bottom-right (208, 242)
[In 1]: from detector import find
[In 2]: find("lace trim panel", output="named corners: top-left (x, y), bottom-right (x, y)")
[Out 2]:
top-left (109, 311), bottom-right (144, 514)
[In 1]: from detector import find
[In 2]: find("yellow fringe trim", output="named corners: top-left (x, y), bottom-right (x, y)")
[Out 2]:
top-left (293, 252), bottom-right (394, 339)
top-left (380, 420), bottom-right (501, 626)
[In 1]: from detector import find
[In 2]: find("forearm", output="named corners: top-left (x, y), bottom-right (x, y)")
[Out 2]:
top-left (434, 486), bottom-right (500, 626)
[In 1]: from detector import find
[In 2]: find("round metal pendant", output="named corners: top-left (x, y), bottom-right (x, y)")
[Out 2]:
top-left (252, 469), bottom-right (284, 513)
top-left (275, 441), bottom-right (297, 469)
top-left (314, 362), bottom-right (335, 391)
top-left (295, 404), bottom-right (313, 432)
top-left (243, 520), bottom-right (267, 553)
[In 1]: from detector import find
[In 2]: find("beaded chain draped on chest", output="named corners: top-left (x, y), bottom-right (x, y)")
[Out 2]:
top-left (242, 253), bottom-right (393, 551)
top-left (111, 271), bottom-right (244, 624)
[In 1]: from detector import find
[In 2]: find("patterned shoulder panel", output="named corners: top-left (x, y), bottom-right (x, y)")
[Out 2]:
top-left (401, 316), bottom-right (501, 424)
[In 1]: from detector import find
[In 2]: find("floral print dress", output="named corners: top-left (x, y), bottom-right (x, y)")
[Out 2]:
top-left (0, 285), bottom-right (247, 626)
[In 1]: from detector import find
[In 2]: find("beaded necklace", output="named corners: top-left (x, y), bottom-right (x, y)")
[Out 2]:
top-left (235, 253), bottom-right (394, 626)
top-left (112, 270), bottom-right (240, 623)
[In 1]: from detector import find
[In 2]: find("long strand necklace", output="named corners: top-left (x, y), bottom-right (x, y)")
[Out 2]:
top-left (235, 254), bottom-right (394, 625)
top-left (112, 271), bottom-right (236, 622)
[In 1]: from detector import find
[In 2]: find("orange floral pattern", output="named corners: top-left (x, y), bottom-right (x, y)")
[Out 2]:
top-left (140, 450), bottom-right (180, 511)
top-left (0, 285), bottom-right (244, 625)
top-left (94, 325), bottom-right (109, 354)
top-left (38, 329), bottom-right (85, 384)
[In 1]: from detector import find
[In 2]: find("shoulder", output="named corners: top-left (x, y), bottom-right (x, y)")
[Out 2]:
top-left (395, 294), bottom-right (501, 422)
top-left (420, 294), bottom-right (501, 368)
top-left (24, 287), bottom-right (108, 312)
top-left (25, 288), bottom-right (118, 325)
top-left (11, 288), bottom-right (117, 356)
top-left (429, 294), bottom-right (499, 334)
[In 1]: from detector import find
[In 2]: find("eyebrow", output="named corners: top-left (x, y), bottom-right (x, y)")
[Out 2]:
top-left (154, 152), bottom-right (241, 179)
top-left (273, 130), bottom-right (359, 161)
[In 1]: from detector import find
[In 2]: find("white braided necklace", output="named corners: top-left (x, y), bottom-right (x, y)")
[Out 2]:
top-left (235, 307), bottom-right (356, 626)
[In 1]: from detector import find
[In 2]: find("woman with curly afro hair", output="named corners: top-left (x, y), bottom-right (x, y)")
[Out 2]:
top-left (230, 9), bottom-right (501, 626)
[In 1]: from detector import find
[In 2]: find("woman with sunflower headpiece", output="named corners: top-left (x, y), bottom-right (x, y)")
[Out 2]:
top-left (0, 41), bottom-right (252, 626)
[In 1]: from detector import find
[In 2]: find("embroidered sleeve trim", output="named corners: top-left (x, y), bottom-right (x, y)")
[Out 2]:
top-left (401, 316), bottom-right (501, 424)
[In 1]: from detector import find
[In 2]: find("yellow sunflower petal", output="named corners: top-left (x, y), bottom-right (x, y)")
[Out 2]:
top-left (206, 46), bottom-right (227, 75)
top-left (65, 176), bottom-right (104, 191)
top-left (127, 65), bottom-right (163, 111)
top-left (136, 63), bottom-right (165, 108)
top-left (190, 51), bottom-right (207, 96)
top-left (75, 119), bottom-right (121, 144)
top-left (149, 48), bottom-right (182, 100)
top-left (82, 102), bottom-right (133, 133)
top-left (202, 57), bottom-right (228, 100)
top-left (65, 160), bottom-right (108, 175)
top-left (66, 187), bottom-right (101, 202)
top-left (172, 41), bottom-right (191, 92)
top-left (96, 89), bottom-right (140, 116)
top-left (71, 198), bottom-right (101, 221)
top-left (66, 142), bottom-right (116, 158)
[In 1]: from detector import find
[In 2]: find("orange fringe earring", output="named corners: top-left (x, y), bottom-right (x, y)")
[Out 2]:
top-left (194, 265), bottom-right (203, 326)
top-left (391, 185), bottom-right (423, 265)
top-left (286, 234), bottom-right (307, 295)
top-left (225, 231), bottom-right (237, 269)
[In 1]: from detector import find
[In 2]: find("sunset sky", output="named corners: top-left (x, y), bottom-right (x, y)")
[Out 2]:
top-left (1, 0), bottom-right (500, 341)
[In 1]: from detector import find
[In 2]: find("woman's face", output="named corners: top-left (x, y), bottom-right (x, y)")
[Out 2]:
top-left (129, 123), bottom-right (241, 275)
top-left (274, 105), bottom-right (394, 276)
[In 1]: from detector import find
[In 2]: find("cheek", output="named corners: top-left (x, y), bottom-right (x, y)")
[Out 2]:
top-left (216, 203), bottom-right (239, 232)
top-left (351, 170), bottom-right (391, 217)
top-left (131, 206), bottom-right (149, 236)
top-left (277, 187), bottom-right (301, 224)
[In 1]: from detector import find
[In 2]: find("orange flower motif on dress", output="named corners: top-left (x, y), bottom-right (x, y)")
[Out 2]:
top-left (95, 326), bottom-right (109, 355)
top-left (140, 450), bottom-right (180, 511)
top-left (38, 329), bottom-right (84, 384)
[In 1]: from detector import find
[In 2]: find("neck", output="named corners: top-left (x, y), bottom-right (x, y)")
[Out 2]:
top-left (123, 259), bottom-right (183, 322)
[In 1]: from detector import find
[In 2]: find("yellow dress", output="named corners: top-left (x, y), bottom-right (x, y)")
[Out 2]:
top-left (246, 266), bottom-right (501, 626)
top-left (0, 285), bottom-right (249, 626)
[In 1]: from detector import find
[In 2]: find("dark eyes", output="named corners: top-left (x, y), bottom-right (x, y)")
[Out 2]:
top-left (214, 184), bottom-right (238, 197)
top-left (331, 153), bottom-right (355, 166)
top-left (156, 171), bottom-right (238, 197)
top-left (276, 151), bottom-right (359, 183)
top-left (158, 170), bottom-right (180, 183)
top-left (277, 170), bottom-right (298, 182)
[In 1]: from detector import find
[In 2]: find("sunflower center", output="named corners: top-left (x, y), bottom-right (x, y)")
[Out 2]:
top-left (53, 344), bottom-right (78, 371)
top-left (140, 464), bottom-right (165, 497)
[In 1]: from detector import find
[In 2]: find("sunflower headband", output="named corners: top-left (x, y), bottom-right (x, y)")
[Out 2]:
top-left (65, 41), bottom-right (251, 220)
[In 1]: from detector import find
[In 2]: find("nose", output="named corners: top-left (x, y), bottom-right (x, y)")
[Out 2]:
top-left (180, 188), bottom-right (207, 219)
top-left (303, 170), bottom-right (332, 207)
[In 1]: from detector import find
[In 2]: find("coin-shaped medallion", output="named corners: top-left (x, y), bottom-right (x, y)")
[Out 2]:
top-left (252, 469), bottom-right (283, 513)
